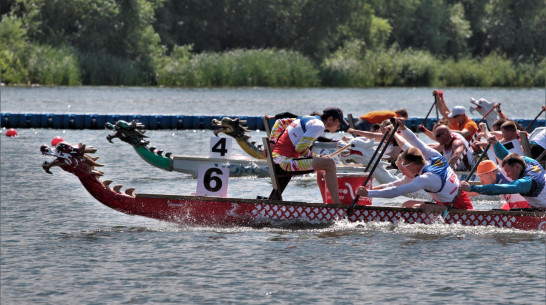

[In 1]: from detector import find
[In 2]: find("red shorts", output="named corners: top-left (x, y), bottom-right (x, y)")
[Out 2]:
top-left (436, 191), bottom-right (473, 210)
top-left (501, 201), bottom-right (530, 210)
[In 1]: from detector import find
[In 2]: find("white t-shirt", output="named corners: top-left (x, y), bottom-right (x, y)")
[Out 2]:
top-left (529, 129), bottom-right (546, 149)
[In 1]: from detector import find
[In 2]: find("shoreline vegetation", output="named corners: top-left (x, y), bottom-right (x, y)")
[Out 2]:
top-left (3, 47), bottom-right (545, 88)
top-left (2, 1), bottom-right (544, 87)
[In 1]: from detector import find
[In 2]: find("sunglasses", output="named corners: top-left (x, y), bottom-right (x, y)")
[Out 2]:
top-left (400, 161), bottom-right (413, 168)
top-left (434, 133), bottom-right (444, 138)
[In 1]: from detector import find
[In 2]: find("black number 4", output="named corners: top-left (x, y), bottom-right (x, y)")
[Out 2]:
top-left (212, 138), bottom-right (228, 156)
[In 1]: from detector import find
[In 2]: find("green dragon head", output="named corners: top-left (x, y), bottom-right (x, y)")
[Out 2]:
top-left (105, 120), bottom-right (150, 147)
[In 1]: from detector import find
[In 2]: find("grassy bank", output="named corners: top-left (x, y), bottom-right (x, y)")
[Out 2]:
top-left (155, 47), bottom-right (320, 87)
top-left (1, 44), bottom-right (544, 87)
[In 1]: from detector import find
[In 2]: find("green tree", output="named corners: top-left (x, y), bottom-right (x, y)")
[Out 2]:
top-left (13, 0), bottom-right (162, 84)
top-left (154, 0), bottom-right (370, 62)
top-left (372, 0), bottom-right (471, 57)
top-left (484, 0), bottom-right (546, 59)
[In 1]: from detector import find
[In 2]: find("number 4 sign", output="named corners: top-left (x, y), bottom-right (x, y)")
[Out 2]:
top-left (209, 137), bottom-right (232, 158)
top-left (195, 166), bottom-right (229, 197)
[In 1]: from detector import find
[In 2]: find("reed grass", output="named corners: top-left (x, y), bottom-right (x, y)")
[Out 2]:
top-left (78, 52), bottom-right (149, 85)
top-left (2, 40), bottom-right (543, 87)
top-left (321, 48), bottom-right (543, 87)
top-left (155, 48), bottom-right (320, 87)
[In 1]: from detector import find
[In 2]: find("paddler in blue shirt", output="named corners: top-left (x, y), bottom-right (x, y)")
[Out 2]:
top-left (355, 118), bottom-right (473, 210)
top-left (459, 134), bottom-right (546, 210)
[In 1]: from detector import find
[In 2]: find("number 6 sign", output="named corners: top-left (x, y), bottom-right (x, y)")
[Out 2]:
top-left (195, 165), bottom-right (229, 197)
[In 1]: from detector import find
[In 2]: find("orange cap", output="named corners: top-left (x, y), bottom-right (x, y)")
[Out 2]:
top-left (476, 160), bottom-right (498, 175)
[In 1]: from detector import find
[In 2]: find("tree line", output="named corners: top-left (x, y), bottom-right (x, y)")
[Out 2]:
top-left (1, 0), bottom-right (544, 86)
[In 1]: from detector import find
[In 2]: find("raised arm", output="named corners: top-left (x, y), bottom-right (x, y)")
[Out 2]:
top-left (433, 90), bottom-right (451, 120)
top-left (496, 104), bottom-right (509, 120)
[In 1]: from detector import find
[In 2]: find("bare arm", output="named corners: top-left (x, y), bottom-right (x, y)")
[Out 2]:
top-left (434, 90), bottom-right (451, 120)
top-left (448, 140), bottom-right (465, 168)
top-left (347, 128), bottom-right (384, 141)
top-left (418, 124), bottom-right (436, 141)
top-left (496, 104), bottom-right (509, 120)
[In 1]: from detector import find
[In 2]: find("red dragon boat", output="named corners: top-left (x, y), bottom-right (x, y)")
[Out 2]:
top-left (40, 141), bottom-right (546, 231)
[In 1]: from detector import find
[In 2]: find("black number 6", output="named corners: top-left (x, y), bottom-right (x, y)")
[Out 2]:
top-left (204, 168), bottom-right (223, 192)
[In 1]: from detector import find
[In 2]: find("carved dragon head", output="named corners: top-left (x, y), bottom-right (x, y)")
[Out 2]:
top-left (41, 141), bottom-right (136, 197)
top-left (336, 137), bottom-right (400, 185)
top-left (337, 137), bottom-right (377, 165)
top-left (105, 120), bottom-right (149, 147)
top-left (41, 141), bottom-right (102, 176)
top-left (212, 117), bottom-right (251, 141)
top-left (469, 98), bottom-right (498, 127)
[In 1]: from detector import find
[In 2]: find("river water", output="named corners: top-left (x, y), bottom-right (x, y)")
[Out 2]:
top-left (1, 87), bottom-right (545, 304)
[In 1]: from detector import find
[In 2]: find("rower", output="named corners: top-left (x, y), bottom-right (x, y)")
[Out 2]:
top-left (467, 160), bottom-right (529, 210)
top-left (474, 121), bottom-right (525, 165)
top-left (425, 124), bottom-right (475, 171)
top-left (356, 118), bottom-right (473, 210)
top-left (460, 135), bottom-right (546, 210)
top-left (435, 90), bottom-right (478, 142)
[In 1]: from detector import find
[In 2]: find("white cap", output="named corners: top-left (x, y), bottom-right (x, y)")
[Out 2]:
top-left (448, 106), bottom-right (466, 118)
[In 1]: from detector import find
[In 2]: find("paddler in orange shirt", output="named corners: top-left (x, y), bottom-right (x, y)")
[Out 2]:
top-left (434, 90), bottom-right (478, 142)
top-left (355, 108), bottom-right (408, 131)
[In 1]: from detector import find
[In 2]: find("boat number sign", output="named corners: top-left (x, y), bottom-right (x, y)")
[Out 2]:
top-left (209, 137), bottom-right (233, 158)
top-left (195, 165), bottom-right (229, 197)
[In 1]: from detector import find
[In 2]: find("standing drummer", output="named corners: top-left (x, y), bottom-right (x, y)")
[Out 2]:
top-left (269, 107), bottom-right (348, 204)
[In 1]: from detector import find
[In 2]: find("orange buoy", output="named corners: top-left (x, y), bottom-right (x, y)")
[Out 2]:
top-left (5, 128), bottom-right (18, 137)
top-left (51, 136), bottom-right (64, 146)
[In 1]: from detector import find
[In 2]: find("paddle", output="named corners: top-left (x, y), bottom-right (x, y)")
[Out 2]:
top-left (452, 103), bottom-right (499, 170)
top-left (346, 121), bottom-right (400, 217)
top-left (364, 131), bottom-right (390, 172)
top-left (328, 143), bottom-right (353, 158)
top-left (422, 91), bottom-right (439, 127)
top-left (442, 142), bottom-right (491, 219)
top-left (524, 108), bottom-right (545, 132)
top-left (347, 114), bottom-right (357, 131)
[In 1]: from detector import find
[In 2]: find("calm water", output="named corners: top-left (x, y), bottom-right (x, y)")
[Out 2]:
top-left (1, 87), bottom-right (545, 304)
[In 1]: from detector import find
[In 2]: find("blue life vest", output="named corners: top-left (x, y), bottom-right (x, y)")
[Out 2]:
top-left (496, 172), bottom-right (511, 184)
top-left (421, 156), bottom-right (450, 193)
top-left (520, 160), bottom-right (545, 197)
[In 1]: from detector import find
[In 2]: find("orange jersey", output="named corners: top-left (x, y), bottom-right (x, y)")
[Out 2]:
top-left (359, 110), bottom-right (397, 124)
top-left (448, 116), bottom-right (478, 142)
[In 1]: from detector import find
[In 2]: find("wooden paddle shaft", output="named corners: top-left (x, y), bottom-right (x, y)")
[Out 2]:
top-left (525, 109), bottom-right (545, 132)
top-left (328, 144), bottom-right (352, 158)
top-left (453, 104), bottom-right (498, 169)
top-left (443, 142), bottom-right (492, 218)
top-left (421, 95), bottom-right (438, 126)
top-left (346, 122), bottom-right (400, 217)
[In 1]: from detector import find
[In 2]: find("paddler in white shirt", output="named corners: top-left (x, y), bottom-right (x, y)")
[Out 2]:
top-left (356, 118), bottom-right (473, 210)
top-left (269, 106), bottom-right (348, 204)
top-left (474, 121), bottom-right (525, 167)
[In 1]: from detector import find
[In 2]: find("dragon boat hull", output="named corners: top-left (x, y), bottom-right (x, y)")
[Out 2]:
top-left (112, 193), bottom-right (546, 231)
top-left (40, 141), bottom-right (546, 231)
